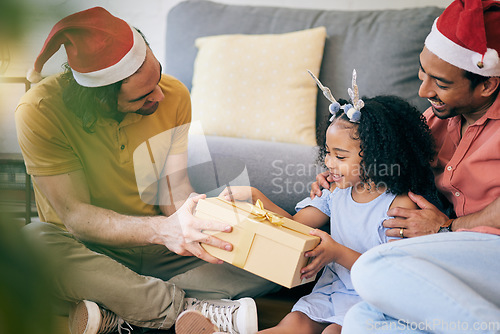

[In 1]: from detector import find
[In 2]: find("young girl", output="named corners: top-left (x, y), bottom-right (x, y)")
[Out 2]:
top-left (220, 70), bottom-right (439, 334)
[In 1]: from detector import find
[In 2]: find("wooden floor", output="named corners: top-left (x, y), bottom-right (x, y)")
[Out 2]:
top-left (256, 295), bottom-right (295, 329)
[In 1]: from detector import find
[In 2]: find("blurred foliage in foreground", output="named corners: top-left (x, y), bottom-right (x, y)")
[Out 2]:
top-left (0, 211), bottom-right (61, 334)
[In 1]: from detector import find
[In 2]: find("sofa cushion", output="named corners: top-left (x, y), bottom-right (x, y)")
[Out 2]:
top-left (189, 27), bottom-right (326, 145)
top-left (166, 0), bottom-right (444, 131)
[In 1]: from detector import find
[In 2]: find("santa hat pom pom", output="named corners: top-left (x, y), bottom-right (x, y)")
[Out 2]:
top-left (472, 49), bottom-right (499, 70)
top-left (27, 68), bottom-right (43, 83)
top-left (483, 49), bottom-right (499, 69)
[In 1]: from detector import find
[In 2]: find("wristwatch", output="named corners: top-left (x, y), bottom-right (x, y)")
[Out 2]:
top-left (438, 218), bottom-right (454, 233)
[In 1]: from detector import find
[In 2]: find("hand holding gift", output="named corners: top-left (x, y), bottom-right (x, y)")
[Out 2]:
top-left (219, 185), bottom-right (254, 203)
top-left (300, 229), bottom-right (337, 280)
top-left (158, 193), bottom-right (234, 264)
top-left (194, 196), bottom-right (320, 288)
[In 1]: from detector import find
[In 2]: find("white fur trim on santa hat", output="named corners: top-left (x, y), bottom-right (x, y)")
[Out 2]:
top-left (27, 68), bottom-right (44, 83)
top-left (425, 19), bottom-right (500, 77)
top-left (72, 26), bottom-right (147, 87)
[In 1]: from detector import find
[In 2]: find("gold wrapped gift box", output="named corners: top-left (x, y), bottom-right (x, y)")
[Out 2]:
top-left (195, 197), bottom-right (320, 288)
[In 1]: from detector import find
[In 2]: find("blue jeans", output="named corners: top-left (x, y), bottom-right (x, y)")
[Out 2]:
top-left (342, 232), bottom-right (500, 334)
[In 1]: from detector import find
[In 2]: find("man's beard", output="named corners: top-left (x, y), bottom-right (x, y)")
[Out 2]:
top-left (431, 105), bottom-right (458, 120)
top-left (105, 101), bottom-right (159, 121)
top-left (135, 101), bottom-right (159, 116)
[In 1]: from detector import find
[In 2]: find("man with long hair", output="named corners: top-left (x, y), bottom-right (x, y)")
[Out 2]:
top-left (16, 7), bottom-right (277, 334)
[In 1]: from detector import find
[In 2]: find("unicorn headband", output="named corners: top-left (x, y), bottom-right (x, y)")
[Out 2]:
top-left (307, 69), bottom-right (364, 123)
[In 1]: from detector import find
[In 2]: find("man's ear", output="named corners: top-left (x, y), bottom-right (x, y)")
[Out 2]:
top-left (481, 77), bottom-right (500, 97)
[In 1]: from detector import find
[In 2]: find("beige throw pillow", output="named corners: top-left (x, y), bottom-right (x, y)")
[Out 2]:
top-left (190, 27), bottom-right (327, 146)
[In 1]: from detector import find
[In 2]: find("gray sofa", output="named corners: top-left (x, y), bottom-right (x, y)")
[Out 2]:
top-left (167, 0), bottom-right (444, 214)
top-left (165, 0), bottom-right (444, 328)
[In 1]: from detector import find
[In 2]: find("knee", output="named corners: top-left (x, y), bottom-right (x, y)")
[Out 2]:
top-left (23, 221), bottom-right (69, 243)
top-left (343, 302), bottom-right (384, 333)
top-left (22, 221), bottom-right (73, 259)
top-left (343, 302), bottom-right (364, 326)
top-left (351, 243), bottom-right (403, 303)
top-left (22, 221), bottom-right (52, 247)
top-left (351, 247), bottom-right (382, 295)
top-left (23, 220), bottom-right (48, 235)
top-left (23, 221), bottom-right (59, 239)
top-left (275, 311), bottom-right (320, 333)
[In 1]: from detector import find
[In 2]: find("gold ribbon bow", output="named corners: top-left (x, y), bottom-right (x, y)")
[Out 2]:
top-left (250, 199), bottom-right (285, 226)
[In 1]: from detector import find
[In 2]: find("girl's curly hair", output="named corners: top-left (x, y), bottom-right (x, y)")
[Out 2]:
top-left (317, 95), bottom-right (441, 206)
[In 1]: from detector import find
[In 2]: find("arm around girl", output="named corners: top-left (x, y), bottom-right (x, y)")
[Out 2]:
top-left (220, 70), bottom-right (438, 334)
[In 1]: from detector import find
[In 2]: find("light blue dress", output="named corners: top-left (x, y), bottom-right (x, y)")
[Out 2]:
top-left (291, 187), bottom-right (397, 326)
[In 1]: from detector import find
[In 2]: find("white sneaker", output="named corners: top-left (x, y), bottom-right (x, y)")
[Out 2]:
top-left (69, 300), bottom-right (132, 334)
top-left (176, 297), bottom-right (258, 334)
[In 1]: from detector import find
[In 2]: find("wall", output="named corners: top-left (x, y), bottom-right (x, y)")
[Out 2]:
top-left (0, 0), bottom-right (451, 153)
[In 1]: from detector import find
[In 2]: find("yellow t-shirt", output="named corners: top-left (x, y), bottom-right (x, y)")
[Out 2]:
top-left (15, 74), bottom-right (191, 228)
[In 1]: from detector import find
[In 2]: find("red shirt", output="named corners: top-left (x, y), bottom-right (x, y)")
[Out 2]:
top-left (424, 93), bottom-right (500, 217)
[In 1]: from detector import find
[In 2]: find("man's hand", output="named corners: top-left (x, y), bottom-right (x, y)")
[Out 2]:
top-left (310, 171), bottom-right (332, 199)
top-left (153, 194), bottom-right (233, 264)
top-left (384, 192), bottom-right (449, 238)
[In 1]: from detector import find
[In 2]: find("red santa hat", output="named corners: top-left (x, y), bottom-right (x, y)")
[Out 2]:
top-left (425, 0), bottom-right (500, 77)
top-left (27, 7), bottom-right (147, 87)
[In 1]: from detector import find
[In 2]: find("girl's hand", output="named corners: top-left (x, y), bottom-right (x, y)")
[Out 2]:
top-left (300, 229), bottom-right (338, 279)
top-left (218, 186), bottom-right (256, 203)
